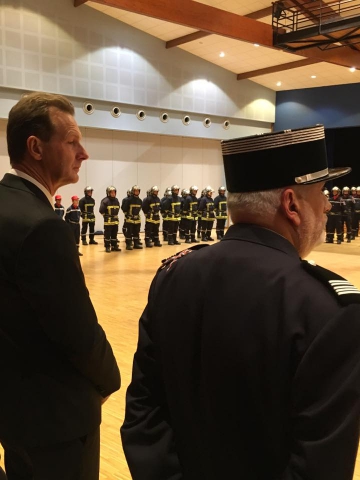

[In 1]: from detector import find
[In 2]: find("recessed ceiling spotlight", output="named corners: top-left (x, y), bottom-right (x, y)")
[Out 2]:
top-left (350, 67), bottom-right (356, 72)
top-left (311, 75), bottom-right (316, 79)
top-left (219, 51), bottom-right (225, 57)
top-left (276, 81), bottom-right (282, 86)
top-left (254, 43), bottom-right (260, 47)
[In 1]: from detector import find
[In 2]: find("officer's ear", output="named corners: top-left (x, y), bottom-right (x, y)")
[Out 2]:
top-left (281, 188), bottom-right (301, 226)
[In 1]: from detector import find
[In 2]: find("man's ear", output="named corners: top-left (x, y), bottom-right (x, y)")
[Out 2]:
top-left (26, 136), bottom-right (43, 161)
top-left (281, 188), bottom-right (301, 227)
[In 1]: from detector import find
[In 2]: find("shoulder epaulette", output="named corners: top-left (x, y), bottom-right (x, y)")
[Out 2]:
top-left (159, 244), bottom-right (209, 272)
top-left (302, 259), bottom-right (360, 306)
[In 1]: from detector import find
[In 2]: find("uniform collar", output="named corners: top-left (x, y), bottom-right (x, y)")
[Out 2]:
top-left (223, 223), bottom-right (300, 259)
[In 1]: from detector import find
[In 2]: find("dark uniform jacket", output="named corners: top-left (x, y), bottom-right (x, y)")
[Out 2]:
top-left (328, 195), bottom-right (342, 215)
top-left (121, 223), bottom-right (360, 480)
top-left (99, 196), bottom-right (120, 225)
top-left (0, 174), bottom-right (120, 448)
top-left (198, 195), bottom-right (215, 220)
top-left (214, 193), bottom-right (227, 219)
top-left (79, 194), bottom-right (96, 222)
top-left (164, 194), bottom-right (181, 220)
top-left (142, 195), bottom-right (161, 223)
top-left (122, 195), bottom-right (142, 224)
top-left (183, 194), bottom-right (198, 220)
top-left (65, 204), bottom-right (81, 224)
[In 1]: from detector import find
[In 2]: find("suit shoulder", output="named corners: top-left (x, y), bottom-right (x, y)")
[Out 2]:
top-left (302, 260), bottom-right (360, 307)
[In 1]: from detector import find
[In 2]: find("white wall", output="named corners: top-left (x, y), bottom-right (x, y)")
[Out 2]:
top-left (0, 120), bottom-right (224, 231)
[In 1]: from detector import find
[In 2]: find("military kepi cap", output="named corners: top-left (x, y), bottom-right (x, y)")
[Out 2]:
top-left (221, 125), bottom-right (351, 193)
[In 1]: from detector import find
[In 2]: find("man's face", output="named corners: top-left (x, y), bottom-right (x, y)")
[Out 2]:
top-left (298, 182), bottom-right (330, 257)
top-left (86, 190), bottom-right (93, 196)
top-left (133, 189), bottom-right (140, 196)
top-left (110, 190), bottom-right (116, 198)
top-left (40, 108), bottom-right (88, 189)
top-left (72, 199), bottom-right (79, 207)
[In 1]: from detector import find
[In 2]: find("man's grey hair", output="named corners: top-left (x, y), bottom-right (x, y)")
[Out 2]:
top-left (227, 185), bottom-right (309, 221)
top-left (227, 189), bottom-right (283, 220)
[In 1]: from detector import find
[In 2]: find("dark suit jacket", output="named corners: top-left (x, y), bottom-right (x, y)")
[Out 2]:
top-left (0, 173), bottom-right (120, 447)
top-left (121, 224), bottom-right (360, 480)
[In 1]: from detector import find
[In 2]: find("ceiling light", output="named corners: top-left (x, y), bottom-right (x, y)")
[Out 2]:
top-left (311, 75), bottom-right (316, 79)
top-left (254, 44), bottom-right (260, 47)
top-left (219, 52), bottom-right (225, 57)
top-left (350, 67), bottom-right (356, 72)
top-left (276, 81), bottom-right (282, 86)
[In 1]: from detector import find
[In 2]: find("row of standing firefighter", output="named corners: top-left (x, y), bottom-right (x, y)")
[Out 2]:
top-left (55, 185), bottom-right (228, 253)
top-left (324, 186), bottom-right (360, 243)
top-left (119, 184), bottom-right (228, 251)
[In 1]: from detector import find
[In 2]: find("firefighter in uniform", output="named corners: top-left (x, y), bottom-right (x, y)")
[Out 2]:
top-left (164, 185), bottom-right (181, 245)
top-left (121, 189), bottom-right (131, 238)
top-left (160, 187), bottom-right (171, 242)
top-left (340, 186), bottom-right (354, 242)
top-left (122, 185), bottom-right (143, 250)
top-left (214, 186), bottom-right (228, 240)
top-left (65, 195), bottom-right (82, 256)
top-left (54, 194), bottom-right (65, 220)
top-left (142, 186), bottom-right (162, 248)
top-left (197, 189), bottom-right (205, 238)
top-left (198, 186), bottom-right (215, 241)
top-left (326, 186), bottom-right (343, 244)
top-left (183, 185), bottom-right (199, 244)
top-left (353, 186), bottom-right (360, 237)
top-left (179, 189), bottom-right (189, 239)
top-left (80, 186), bottom-right (98, 246)
top-left (99, 186), bottom-right (121, 253)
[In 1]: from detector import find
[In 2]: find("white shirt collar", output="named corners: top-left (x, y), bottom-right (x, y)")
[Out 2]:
top-left (8, 169), bottom-right (54, 209)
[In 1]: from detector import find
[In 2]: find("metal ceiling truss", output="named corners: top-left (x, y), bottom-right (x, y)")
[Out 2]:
top-left (273, 0), bottom-right (360, 51)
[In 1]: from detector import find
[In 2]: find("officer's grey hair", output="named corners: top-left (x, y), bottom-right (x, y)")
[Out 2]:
top-left (227, 185), bottom-right (310, 220)
top-left (227, 189), bottom-right (283, 219)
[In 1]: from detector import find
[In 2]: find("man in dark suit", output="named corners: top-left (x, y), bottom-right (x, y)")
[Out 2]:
top-left (121, 125), bottom-right (360, 480)
top-left (0, 92), bottom-right (120, 480)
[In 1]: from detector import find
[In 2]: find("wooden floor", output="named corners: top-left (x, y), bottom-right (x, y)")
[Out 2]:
top-left (1, 233), bottom-right (360, 478)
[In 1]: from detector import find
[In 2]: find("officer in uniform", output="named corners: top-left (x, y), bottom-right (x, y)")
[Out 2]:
top-left (142, 186), bottom-right (162, 247)
top-left (214, 186), bottom-right (228, 240)
top-left (197, 189), bottom-right (205, 238)
top-left (183, 185), bottom-right (199, 244)
top-left (122, 185), bottom-right (143, 250)
top-left (340, 186), bottom-right (354, 242)
top-left (121, 125), bottom-right (360, 480)
top-left (326, 186), bottom-right (343, 244)
top-left (198, 186), bottom-right (215, 241)
top-left (80, 186), bottom-right (98, 246)
top-left (65, 195), bottom-right (82, 256)
top-left (121, 189), bottom-right (131, 238)
top-left (54, 194), bottom-right (64, 219)
top-left (353, 186), bottom-right (360, 237)
top-left (164, 185), bottom-right (181, 245)
top-left (99, 186), bottom-right (121, 253)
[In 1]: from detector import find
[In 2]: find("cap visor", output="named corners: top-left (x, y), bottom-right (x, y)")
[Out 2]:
top-left (301, 166), bottom-right (351, 185)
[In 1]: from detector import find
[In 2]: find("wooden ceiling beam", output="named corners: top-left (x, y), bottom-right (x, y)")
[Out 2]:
top-left (87, 0), bottom-right (274, 47)
top-left (237, 58), bottom-right (320, 80)
top-left (166, 6), bottom-right (273, 49)
top-left (166, 31), bottom-right (211, 49)
top-left (296, 44), bottom-right (360, 68)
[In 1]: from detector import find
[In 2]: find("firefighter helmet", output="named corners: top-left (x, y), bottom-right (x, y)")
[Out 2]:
top-left (342, 186), bottom-right (350, 194)
top-left (189, 185), bottom-right (198, 195)
top-left (218, 186), bottom-right (226, 193)
top-left (150, 185), bottom-right (159, 195)
top-left (171, 184), bottom-right (180, 194)
top-left (106, 186), bottom-right (116, 196)
top-left (131, 185), bottom-right (141, 195)
top-left (323, 189), bottom-right (329, 197)
top-left (84, 186), bottom-right (93, 194)
top-left (71, 195), bottom-right (79, 201)
top-left (55, 195), bottom-right (61, 200)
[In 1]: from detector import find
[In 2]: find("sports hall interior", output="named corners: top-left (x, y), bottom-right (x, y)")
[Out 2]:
top-left (1, 0), bottom-right (360, 478)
